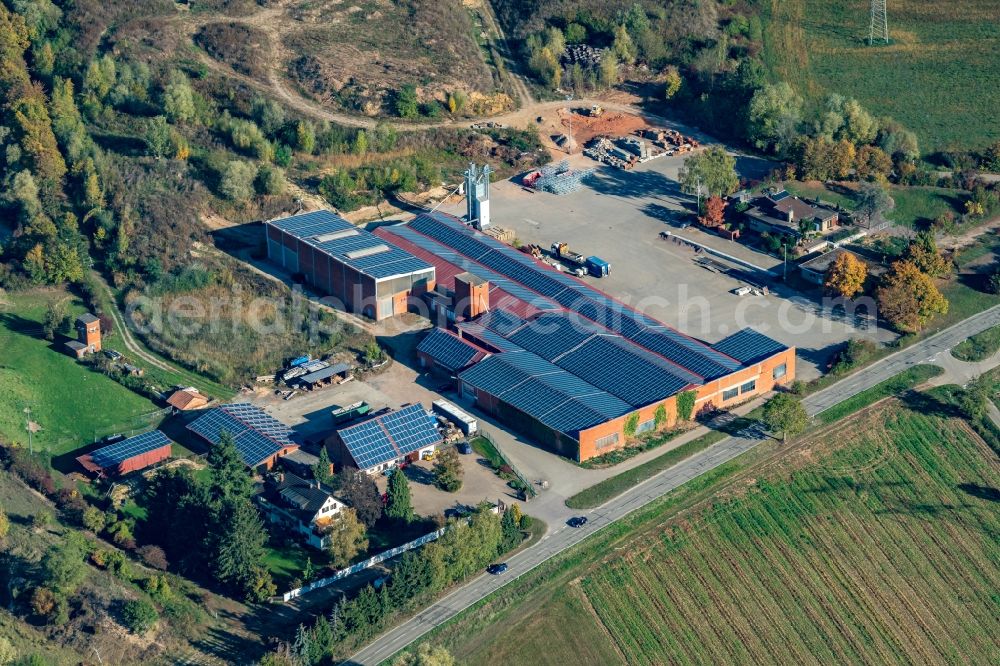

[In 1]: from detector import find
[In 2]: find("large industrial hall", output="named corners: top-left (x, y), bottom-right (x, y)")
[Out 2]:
top-left (377, 212), bottom-right (796, 461)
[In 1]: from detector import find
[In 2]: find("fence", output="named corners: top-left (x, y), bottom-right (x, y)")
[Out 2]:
top-left (278, 527), bottom-right (446, 602)
top-left (479, 429), bottom-right (537, 499)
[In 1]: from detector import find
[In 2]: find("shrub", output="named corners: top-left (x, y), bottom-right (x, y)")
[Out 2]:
top-left (121, 599), bottom-right (159, 635)
top-left (138, 544), bottom-right (169, 570)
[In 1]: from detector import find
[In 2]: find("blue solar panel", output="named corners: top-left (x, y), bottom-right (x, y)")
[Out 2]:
top-left (557, 335), bottom-right (693, 407)
top-left (713, 328), bottom-right (788, 365)
top-left (408, 212), bottom-right (744, 380)
top-left (508, 313), bottom-right (600, 362)
top-left (337, 403), bottom-right (442, 470)
top-left (268, 211), bottom-right (432, 281)
top-left (416, 328), bottom-right (485, 372)
top-left (458, 351), bottom-right (631, 436)
top-left (187, 403), bottom-right (294, 467)
top-left (90, 430), bottom-right (171, 468)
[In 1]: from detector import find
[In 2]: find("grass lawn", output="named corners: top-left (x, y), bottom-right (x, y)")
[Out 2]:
top-left (264, 539), bottom-right (313, 589)
top-left (425, 396), bottom-right (1000, 664)
top-left (815, 364), bottom-right (942, 423)
top-left (762, 0), bottom-right (1000, 153)
top-left (0, 289), bottom-right (158, 455)
top-left (951, 325), bottom-right (1000, 362)
top-left (785, 181), bottom-right (965, 230)
top-left (566, 429), bottom-right (727, 510)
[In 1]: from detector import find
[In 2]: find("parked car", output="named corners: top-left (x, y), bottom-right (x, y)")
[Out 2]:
top-left (567, 516), bottom-right (588, 528)
top-left (457, 442), bottom-right (472, 455)
top-left (103, 349), bottom-right (123, 361)
top-left (487, 563), bottom-right (508, 575)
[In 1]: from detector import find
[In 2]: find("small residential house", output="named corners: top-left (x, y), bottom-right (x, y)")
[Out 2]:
top-left (327, 403), bottom-right (442, 474)
top-left (65, 313), bottom-right (102, 358)
top-left (745, 190), bottom-right (839, 239)
top-left (167, 387), bottom-right (209, 412)
top-left (258, 472), bottom-right (347, 550)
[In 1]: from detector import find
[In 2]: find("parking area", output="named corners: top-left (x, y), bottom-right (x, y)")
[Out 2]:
top-left (374, 456), bottom-right (517, 518)
top-left (436, 153), bottom-right (894, 381)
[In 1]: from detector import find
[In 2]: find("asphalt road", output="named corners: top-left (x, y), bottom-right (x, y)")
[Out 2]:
top-left (346, 305), bottom-right (1000, 665)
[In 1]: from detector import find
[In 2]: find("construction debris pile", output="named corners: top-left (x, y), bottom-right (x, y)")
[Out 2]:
top-left (584, 127), bottom-right (700, 169)
top-left (522, 160), bottom-right (595, 195)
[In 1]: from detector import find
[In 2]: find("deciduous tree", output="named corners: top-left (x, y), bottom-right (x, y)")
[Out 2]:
top-left (339, 467), bottom-right (383, 528)
top-left (698, 195), bottom-right (726, 228)
top-left (906, 231), bottom-right (950, 278)
top-left (761, 394), bottom-right (808, 442)
top-left (747, 82), bottom-right (803, 155)
top-left (876, 260), bottom-right (948, 333)
top-left (326, 507), bottom-right (368, 569)
top-left (855, 181), bottom-right (894, 226)
top-left (679, 146), bottom-right (739, 198)
top-left (824, 251), bottom-right (868, 299)
top-left (432, 448), bottom-right (463, 493)
top-left (855, 145), bottom-right (892, 181)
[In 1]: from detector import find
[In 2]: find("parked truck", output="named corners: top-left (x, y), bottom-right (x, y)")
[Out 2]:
top-left (585, 256), bottom-right (610, 277)
top-left (432, 399), bottom-right (478, 436)
top-left (551, 242), bottom-right (587, 266)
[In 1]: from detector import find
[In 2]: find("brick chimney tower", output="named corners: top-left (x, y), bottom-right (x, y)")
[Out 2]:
top-left (76, 313), bottom-right (102, 353)
top-left (453, 272), bottom-right (489, 320)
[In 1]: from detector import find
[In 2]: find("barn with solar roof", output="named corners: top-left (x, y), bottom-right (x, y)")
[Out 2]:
top-left (264, 210), bottom-right (436, 320)
top-left (76, 430), bottom-right (173, 477)
top-left (327, 403), bottom-right (443, 474)
top-left (187, 403), bottom-right (300, 472)
top-left (375, 212), bottom-right (797, 461)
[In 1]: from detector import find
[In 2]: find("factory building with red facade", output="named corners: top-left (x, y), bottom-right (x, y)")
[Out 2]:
top-left (265, 210), bottom-right (435, 320)
top-left (378, 212), bottom-right (796, 462)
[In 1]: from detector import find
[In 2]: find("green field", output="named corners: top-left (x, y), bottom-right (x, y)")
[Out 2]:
top-left (429, 398), bottom-right (1000, 664)
top-left (785, 182), bottom-right (965, 229)
top-left (762, 0), bottom-right (1000, 153)
top-left (952, 325), bottom-right (1000, 362)
top-left (0, 290), bottom-right (158, 454)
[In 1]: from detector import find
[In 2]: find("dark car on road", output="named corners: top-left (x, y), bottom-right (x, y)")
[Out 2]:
top-left (567, 516), bottom-right (588, 528)
top-left (487, 563), bottom-right (508, 575)
top-left (457, 442), bottom-right (472, 455)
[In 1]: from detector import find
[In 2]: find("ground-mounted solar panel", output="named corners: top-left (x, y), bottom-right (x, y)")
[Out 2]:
top-left (90, 430), bottom-right (171, 468)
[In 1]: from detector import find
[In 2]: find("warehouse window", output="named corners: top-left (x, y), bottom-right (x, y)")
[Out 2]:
top-left (635, 419), bottom-right (656, 435)
top-left (773, 363), bottom-right (787, 380)
top-left (740, 379), bottom-right (757, 394)
top-left (595, 433), bottom-right (619, 450)
top-left (722, 387), bottom-right (739, 401)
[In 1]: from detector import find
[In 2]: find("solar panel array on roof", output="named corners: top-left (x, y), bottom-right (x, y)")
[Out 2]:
top-left (417, 328), bottom-right (487, 372)
top-left (406, 213), bottom-right (742, 379)
top-left (337, 403), bottom-right (441, 470)
top-left (90, 430), bottom-right (171, 468)
top-left (458, 351), bottom-right (631, 435)
top-left (188, 403), bottom-right (295, 467)
top-left (268, 210), bottom-right (432, 280)
top-left (712, 328), bottom-right (789, 365)
top-left (385, 224), bottom-right (557, 311)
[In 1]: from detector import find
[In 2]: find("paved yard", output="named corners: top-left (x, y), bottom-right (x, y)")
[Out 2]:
top-left (374, 455), bottom-right (517, 518)
top-left (435, 153), bottom-right (895, 381)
